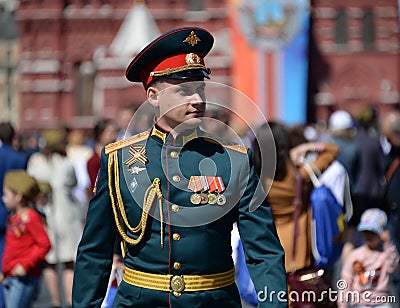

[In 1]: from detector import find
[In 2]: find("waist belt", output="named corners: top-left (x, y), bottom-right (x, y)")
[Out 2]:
top-left (123, 266), bottom-right (235, 297)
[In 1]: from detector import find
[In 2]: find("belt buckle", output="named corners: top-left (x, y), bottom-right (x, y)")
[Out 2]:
top-left (170, 275), bottom-right (185, 297)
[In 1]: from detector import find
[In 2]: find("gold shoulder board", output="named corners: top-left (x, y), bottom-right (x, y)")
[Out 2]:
top-left (223, 144), bottom-right (248, 154)
top-left (202, 134), bottom-right (248, 155)
top-left (105, 131), bottom-right (150, 155)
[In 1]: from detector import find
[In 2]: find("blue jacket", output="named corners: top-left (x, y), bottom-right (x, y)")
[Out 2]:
top-left (0, 144), bottom-right (28, 234)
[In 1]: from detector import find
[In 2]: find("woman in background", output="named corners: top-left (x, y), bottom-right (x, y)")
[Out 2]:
top-left (253, 122), bottom-right (339, 273)
top-left (27, 129), bottom-right (82, 308)
top-left (87, 119), bottom-right (118, 196)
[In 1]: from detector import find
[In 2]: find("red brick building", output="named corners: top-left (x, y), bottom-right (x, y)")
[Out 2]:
top-left (15, 0), bottom-right (400, 130)
top-left (309, 0), bottom-right (400, 122)
top-left (16, 0), bottom-right (231, 131)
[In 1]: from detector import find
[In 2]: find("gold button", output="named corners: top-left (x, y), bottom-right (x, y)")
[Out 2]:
top-left (173, 262), bottom-right (181, 270)
top-left (171, 204), bottom-right (179, 213)
top-left (172, 175), bottom-right (181, 183)
top-left (170, 151), bottom-right (178, 158)
top-left (173, 233), bottom-right (181, 241)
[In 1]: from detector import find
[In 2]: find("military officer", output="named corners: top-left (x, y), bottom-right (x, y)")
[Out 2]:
top-left (72, 26), bottom-right (287, 307)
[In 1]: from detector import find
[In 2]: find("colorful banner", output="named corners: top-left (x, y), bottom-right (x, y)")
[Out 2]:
top-left (230, 0), bottom-right (310, 125)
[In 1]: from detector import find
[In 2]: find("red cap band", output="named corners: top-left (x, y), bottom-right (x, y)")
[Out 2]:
top-left (139, 53), bottom-right (206, 88)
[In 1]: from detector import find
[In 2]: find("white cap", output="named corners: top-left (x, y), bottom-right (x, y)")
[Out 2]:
top-left (357, 208), bottom-right (387, 235)
top-left (329, 110), bottom-right (353, 131)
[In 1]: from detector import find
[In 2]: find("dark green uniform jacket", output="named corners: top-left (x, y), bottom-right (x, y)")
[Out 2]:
top-left (72, 125), bottom-right (287, 307)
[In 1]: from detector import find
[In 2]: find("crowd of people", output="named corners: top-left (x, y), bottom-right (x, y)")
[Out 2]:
top-left (0, 26), bottom-right (399, 308)
top-left (0, 115), bottom-right (123, 307)
top-left (1, 105), bottom-right (400, 308)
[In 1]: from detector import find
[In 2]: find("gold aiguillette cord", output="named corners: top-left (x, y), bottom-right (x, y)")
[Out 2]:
top-left (108, 151), bottom-right (164, 253)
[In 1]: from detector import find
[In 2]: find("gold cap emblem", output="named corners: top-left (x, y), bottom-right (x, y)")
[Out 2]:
top-left (185, 53), bottom-right (201, 65)
top-left (183, 31), bottom-right (201, 46)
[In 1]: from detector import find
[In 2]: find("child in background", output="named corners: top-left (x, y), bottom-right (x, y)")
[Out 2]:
top-left (339, 208), bottom-right (399, 308)
top-left (0, 170), bottom-right (51, 308)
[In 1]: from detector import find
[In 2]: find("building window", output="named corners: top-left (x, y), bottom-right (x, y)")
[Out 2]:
top-left (362, 9), bottom-right (375, 50)
top-left (335, 8), bottom-right (348, 45)
top-left (187, 0), bottom-right (203, 11)
top-left (75, 62), bottom-right (95, 116)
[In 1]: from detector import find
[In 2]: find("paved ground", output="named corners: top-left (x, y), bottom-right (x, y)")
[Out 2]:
top-left (33, 264), bottom-right (67, 308)
top-left (33, 277), bottom-right (53, 308)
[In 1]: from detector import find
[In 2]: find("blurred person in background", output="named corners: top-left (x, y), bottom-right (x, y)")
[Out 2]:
top-left (253, 121), bottom-right (339, 274)
top-left (339, 208), bottom-right (399, 308)
top-left (325, 110), bottom-right (361, 247)
top-left (326, 110), bottom-right (360, 193)
top-left (11, 133), bottom-right (24, 153)
top-left (0, 122), bottom-right (28, 308)
top-left (354, 107), bottom-right (386, 212)
top-left (86, 119), bottom-right (120, 307)
top-left (25, 132), bottom-right (42, 159)
top-left (27, 128), bottom-right (82, 308)
top-left (65, 127), bottom-right (93, 217)
top-left (1, 170), bottom-right (51, 308)
top-left (380, 110), bottom-right (400, 300)
top-left (87, 119), bottom-right (119, 196)
top-left (117, 104), bottom-right (137, 140)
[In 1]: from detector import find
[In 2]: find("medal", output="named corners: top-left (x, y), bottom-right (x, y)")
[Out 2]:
top-left (214, 177), bottom-right (226, 206)
top-left (217, 194), bottom-right (226, 206)
top-left (190, 193), bottom-right (201, 205)
top-left (207, 193), bottom-right (217, 205)
top-left (200, 192), bottom-right (209, 204)
top-left (205, 176), bottom-right (218, 205)
top-left (188, 176), bottom-right (202, 205)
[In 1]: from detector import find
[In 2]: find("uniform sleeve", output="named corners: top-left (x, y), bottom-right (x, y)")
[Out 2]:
top-left (21, 210), bottom-right (51, 273)
top-left (72, 148), bottom-right (117, 308)
top-left (299, 142), bottom-right (339, 181)
top-left (237, 149), bottom-right (288, 307)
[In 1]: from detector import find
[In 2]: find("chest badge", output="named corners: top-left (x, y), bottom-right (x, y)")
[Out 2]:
top-left (130, 166), bottom-right (146, 174)
top-left (130, 178), bottom-right (139, 193)
top-left (124, 145), bottom-right (148, 167)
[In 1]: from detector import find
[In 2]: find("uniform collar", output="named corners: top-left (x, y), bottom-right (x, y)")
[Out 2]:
top-left (150, 124), bottom-right (199, 145)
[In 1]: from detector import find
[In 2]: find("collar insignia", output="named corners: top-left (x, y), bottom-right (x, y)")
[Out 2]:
top-left (151, 127), bottom-right (167, 143)
top-left (183, 129), bottom-right (198, 145)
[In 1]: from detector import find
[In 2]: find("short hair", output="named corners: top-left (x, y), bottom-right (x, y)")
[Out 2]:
top-left (0, 122), bottom-right (15, 145)
top-left (94, 119), bottom-right (114, 143)
top-left (390, 112), bottom-right (400, 136)
top-left (148, 77), bottom-right (169, 89)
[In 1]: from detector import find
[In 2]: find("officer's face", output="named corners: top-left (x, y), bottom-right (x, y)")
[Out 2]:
top-left (147, 78), bottom-right (206, 132)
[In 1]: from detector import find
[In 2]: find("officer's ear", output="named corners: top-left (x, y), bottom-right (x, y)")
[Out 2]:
top-left (147, 86), bottom-right (159, 108)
